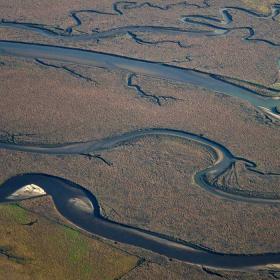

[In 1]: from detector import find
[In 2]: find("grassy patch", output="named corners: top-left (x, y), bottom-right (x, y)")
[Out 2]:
top-left (0, 203), bottom-right (138, 280)
top-left (64, 227), bottom-right (92, 277)
top-left (0, 204), bottom-right (29, 224)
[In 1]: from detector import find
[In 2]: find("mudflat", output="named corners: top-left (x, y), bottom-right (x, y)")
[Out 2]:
top-left (0, 1), bottom-right (280, 279)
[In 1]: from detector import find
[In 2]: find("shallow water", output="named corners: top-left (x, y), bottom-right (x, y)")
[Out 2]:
top-left (0, 40), bottom-right (279, 113)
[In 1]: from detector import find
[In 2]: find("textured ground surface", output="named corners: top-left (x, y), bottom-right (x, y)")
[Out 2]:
top-left (0, 1), bottom-right (280, 279)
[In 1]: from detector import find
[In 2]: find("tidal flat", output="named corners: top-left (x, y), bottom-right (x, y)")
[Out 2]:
top-left (0, 0), bottom-right (280, 279)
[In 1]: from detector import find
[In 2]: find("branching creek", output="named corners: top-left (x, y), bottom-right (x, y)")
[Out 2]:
top-left (1, 128), bottom-right (280, 271)
top-left (0, 1), bottom-right (280, 272)
top-left (0, 40), bottom-right (280, 115)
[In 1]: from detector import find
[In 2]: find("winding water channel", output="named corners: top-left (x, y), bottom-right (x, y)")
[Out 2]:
top-left (0, 128), bottom-right (279, 204)
top-left (1, 128), bottom-right (280, 270)
top-left (0, 171), bottom-right (280, 272)
top-left (1, 2), bottom-right (280, 271)
top-left (0, 40), bottom-right (279, 115)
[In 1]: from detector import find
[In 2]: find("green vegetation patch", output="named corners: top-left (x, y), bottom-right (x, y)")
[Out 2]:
top-left (64, 227), bottom-right (92, 276)
top-left (0, 203), bottom-right (138, 280)
top-left (0, 204), bottom-right (29, 224)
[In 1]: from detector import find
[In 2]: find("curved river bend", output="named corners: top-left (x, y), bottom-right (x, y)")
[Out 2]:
top-left (1, 172), bottom-right (280, 272)
top-left (0, 13), bottom-right (280, 270)
top-left (1, 128), bottom-right (279, 204)
top-left (1, 128), bottom-right (280, 271)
